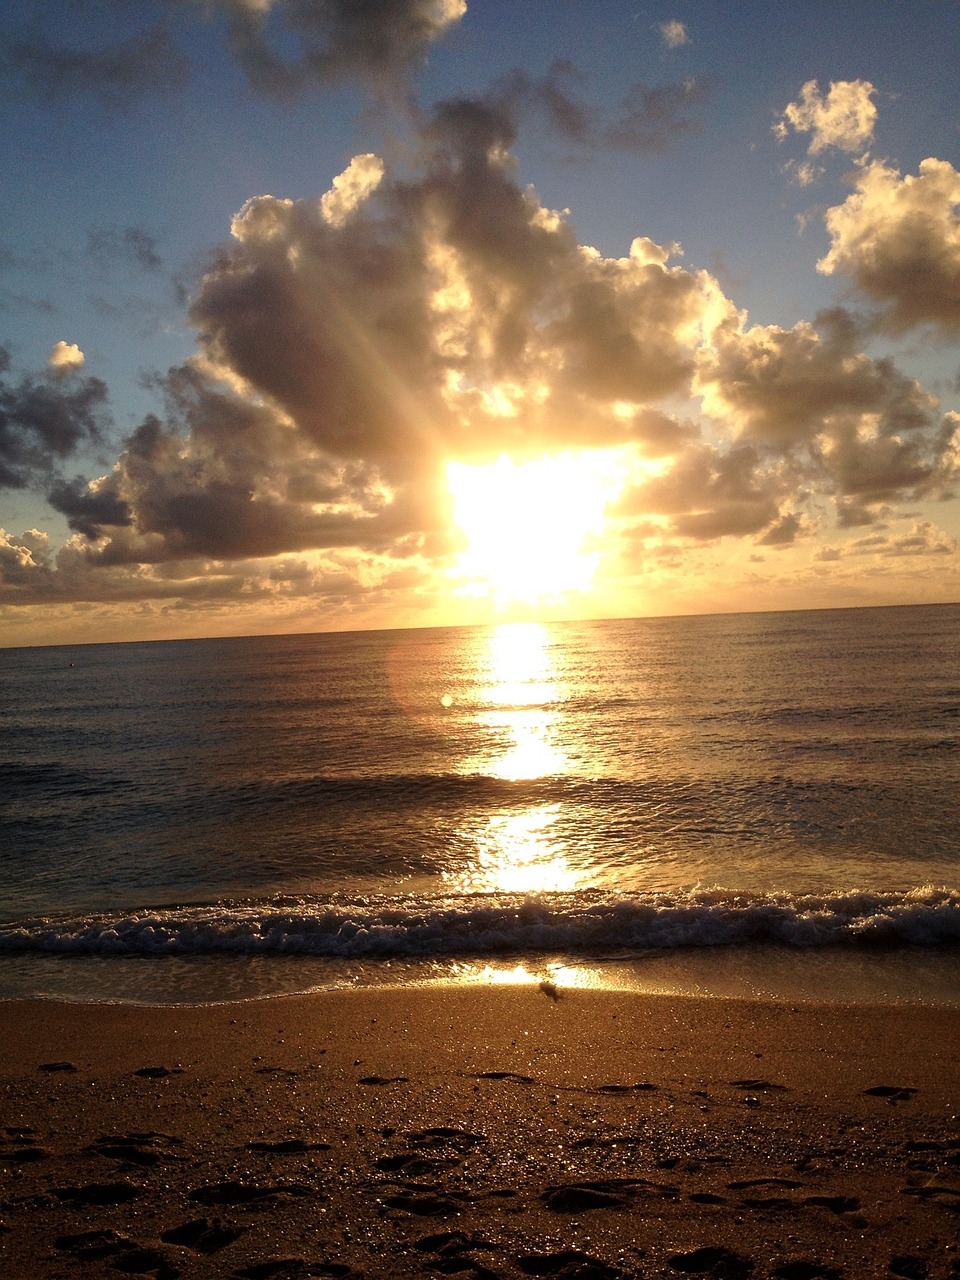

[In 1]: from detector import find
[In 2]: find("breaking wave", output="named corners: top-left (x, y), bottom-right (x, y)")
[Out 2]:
top-left (1, 885), bottom-right (958, 958)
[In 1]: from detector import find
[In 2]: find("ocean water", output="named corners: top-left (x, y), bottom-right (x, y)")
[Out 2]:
top-left (1, 604), bottom-right (959, 1005)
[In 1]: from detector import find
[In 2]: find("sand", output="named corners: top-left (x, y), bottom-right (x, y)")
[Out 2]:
top-left (2, 984), bottom-right (960, 1279)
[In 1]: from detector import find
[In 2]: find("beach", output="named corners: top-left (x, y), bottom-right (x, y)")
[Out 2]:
top-left (2, 986), bottom-right (959, 1279)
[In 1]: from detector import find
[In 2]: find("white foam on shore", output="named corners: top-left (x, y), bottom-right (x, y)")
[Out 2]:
top-left (1, 885), bottom-right (958, 958)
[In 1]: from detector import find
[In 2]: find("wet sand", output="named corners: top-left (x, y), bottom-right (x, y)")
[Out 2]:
top-left (2, 985), bottom-right (959, 1279)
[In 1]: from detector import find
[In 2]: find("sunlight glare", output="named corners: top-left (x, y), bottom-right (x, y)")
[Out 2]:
top-left (446, 452), bottom-right (622, 604)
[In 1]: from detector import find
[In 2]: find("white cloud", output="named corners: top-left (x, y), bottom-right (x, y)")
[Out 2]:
top-left (47, 340), bottom-right (85, 375)
top-left (657, 20), bottom-right (689, 49)
top-left (320, 153), bottom-right (385, 228)
top-left (775, 79), bottom-right (877, 156)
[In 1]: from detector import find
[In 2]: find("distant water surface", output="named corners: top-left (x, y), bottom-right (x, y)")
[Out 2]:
top-left (1, 604), bottom-right (958, 1003)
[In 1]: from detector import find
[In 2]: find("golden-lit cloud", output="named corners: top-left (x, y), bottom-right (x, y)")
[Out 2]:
top-left (818, 157), bottom-right (960, 333)
top-left (2, 76), bottom-right (959, 633)
top-left (47, 340), bottom-right (85, 376)
top-left (775, 79), bottom-right (877, 156)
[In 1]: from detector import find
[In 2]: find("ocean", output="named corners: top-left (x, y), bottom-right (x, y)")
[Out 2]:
top-left (1, 604), bottom-right (959, 1005)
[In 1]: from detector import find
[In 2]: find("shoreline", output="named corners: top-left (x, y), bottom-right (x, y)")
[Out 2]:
top-left (2, 987), bottom-right (960, 1278)
top-left (4, 938), bottom-right (960, 1008)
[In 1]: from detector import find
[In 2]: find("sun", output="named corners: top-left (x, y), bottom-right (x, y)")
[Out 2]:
top-left (446, 451), bottom-right (623, 605)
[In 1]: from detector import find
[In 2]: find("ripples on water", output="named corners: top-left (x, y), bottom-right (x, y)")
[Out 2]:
top-left (1, 604), bottom-right (958, 1000)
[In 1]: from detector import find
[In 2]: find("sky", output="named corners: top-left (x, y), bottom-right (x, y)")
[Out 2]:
top-left (2, 0), bottom-right (959, 647)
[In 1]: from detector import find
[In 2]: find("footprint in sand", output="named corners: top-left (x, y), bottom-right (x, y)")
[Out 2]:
top-left (517, 1248), bottom-right (627, 1278)
top-left (667, 1245), bottom-right (754, 1276)
top-left (88, 1132), bottom-right (185, 1167)
top-left (471, 1071), bottom-right (535, 1084)
top-left (771, 1263), bottom-right (842, 1279)
top-left (898, 1184), bottom-right (960, 1207)
top-left (382, 1190), bottom-right (462, 1216)
top-left (188, 1181), bottom-right (317, 1205)
top-left (803, 1194), bottom-right (861, 1214)
top-left (863, 1085), bottom-right (917, 1103)
top-left (413, 1229), bottom-right (496, 1254)
top-left (54, 1181), bottom-right (142, 1206)
top-left (888, 1256), bottom-right (930, 1279)
top-left (542, 1184), bottom-right (628, 1212)
top-left (542, 1178), bottom-right (679, 1213)
top-left (55, 1228), bottom-right (176, 1276)
top-left (408, 1126), bottom-right (487, 1153)
top-left (0, 1134), bottom-right (52, 1163)
top-left (109, 1244), bottom-right (176, 1274)
top-left (246, 1139), bottom-right (331, 1153)
top-left (160, 1216), bottom-right (245, 1253)
top-left (375, 1151), bottom-right (453, 1176)
top-left (55, 1228), bottom-right (135, 1261)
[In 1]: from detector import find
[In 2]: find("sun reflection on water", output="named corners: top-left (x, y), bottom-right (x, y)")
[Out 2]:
top-left (450, 622), bottom-right (580, 894)
top-left (447, 960), bottom-right (601, 990)
top-left (478, 622), bottom-right (568, 781)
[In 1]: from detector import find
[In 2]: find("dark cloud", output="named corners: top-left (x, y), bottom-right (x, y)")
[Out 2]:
top-left (0, 25), bottom-right (189, 109)
top-left (47, 474), bottom-right (132, 539)
top-left (497, 61), bottom-right (706, 156)
top-left (757, 512), bottom-right (803, 546)
top-left (0, 1), bottom-right (465, 107)
top-left (604, 78), bottom-right (705, 153)
top-left (626, 443), bottom-right (784, 542)
top-left (87, 226), bottom-right (163, 273)
top-left (0, 359), bottom-right (111, 489)
top-left (218, 0), bottom-right (466, 98)
top-left (698, 308), bottom-right (937, 450)
top-left (43, 370), bottom-right (448, 569)
top-left (697, 307), bottom-right (960, 527)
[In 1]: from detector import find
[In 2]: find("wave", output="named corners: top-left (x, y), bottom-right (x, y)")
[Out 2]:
top-left (1, 886), bottom-right (958, 958)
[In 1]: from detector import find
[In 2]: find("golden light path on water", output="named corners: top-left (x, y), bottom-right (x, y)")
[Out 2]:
top-left (448, 621), bottom-right (580, 897)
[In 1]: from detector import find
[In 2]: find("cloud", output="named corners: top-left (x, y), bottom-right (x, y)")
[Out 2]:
top-left (185, 101), bottom-right (728, 473)
top-left (87, 226), bottom-right (163, 273)
top-left (818, 157), bottom-right (960, 334)
top-left (849, 519), bottom-right (956, 557)
top-left (775, 79), bottom-right (877, 156)
top-left (698, 307), bottom-right (938, 449)
top-left (0, 26), bottom-right (189, 109)
top-left (47, 341), bottom-right (85, 376)
top-left (628, 442), bottom-right (783, 541)
top-left (657, 20), bottom-right (689, 50)
top-left (501, 62), bottom-right (706, 155)
top-left (319, 154), bottom-right (385, 228)
top-left (216, 0), bottom-right (467, 96)
top-left (0, 352), bottom-right (111, 490)
top-left (0, 1), bottom-right (466, 107)
top-left (696, 306), bottom-right (958, 525)
top-left (3, 96), bottom-right (958, 611)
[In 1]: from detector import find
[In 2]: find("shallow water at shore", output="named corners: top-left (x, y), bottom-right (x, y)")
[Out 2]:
top-left (3, 943), bottom-right (960, 1008)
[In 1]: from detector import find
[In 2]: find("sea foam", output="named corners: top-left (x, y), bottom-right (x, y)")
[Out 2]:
top-left (1, 886), bottom-right (958, 957)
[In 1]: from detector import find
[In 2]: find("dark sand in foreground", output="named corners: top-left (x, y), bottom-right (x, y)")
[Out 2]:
top-left (2, 986), bottom-right (960, 1278)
